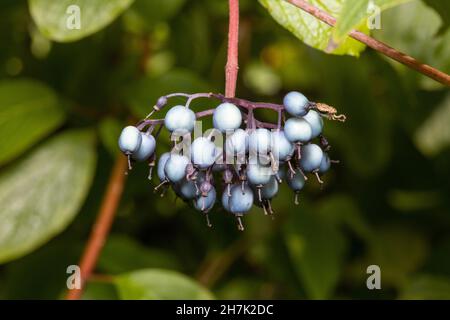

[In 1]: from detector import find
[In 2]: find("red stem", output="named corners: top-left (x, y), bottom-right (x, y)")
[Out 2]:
top-left (225, 0), bottom-right (240, 97)
top-left (286, 0), bottom-right (450, 86)
top-left (66, 155), bottom-right (128, 300)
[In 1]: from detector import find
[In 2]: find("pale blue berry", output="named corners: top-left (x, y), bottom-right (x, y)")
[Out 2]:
top-left (157, 152), bottom-right (171, 181)
top-left (283, 91), bottom-right (309, 117)
top-left (191, 137), bottom-right (217, 169)
top-left (284, 118), bottom-right (313, 143)
top-left (299, 144), bottom-right (324, 172)
top-left (213, 103), bottom-right (242, 132)
top-left (302, 110), bottom-right (323, 138)
top-left (164, 105), bottom-right (196, 133)
top-left (164, 154), bottom-right (190, 183)
top-left (132, 133), bottom-right (156, 162)
top-left (229, 184), bottom-right (253, 214)
top-left (118, 126), bottom-right (142, 154)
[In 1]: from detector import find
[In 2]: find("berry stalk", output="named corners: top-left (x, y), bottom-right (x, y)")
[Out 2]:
top-left (225, 0), bottom-right (240, 97)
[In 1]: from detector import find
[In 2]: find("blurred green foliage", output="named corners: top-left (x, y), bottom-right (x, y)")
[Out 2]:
top-left (0, 0), bottom-right (449, 300)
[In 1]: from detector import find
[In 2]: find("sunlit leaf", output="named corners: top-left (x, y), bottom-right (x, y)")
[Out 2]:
top-left (29, 0), bottom-right (135, 42)
top-left (332, 0), bottom-right (413, 45)
top-left (259, 0), bottom-right (368, 56)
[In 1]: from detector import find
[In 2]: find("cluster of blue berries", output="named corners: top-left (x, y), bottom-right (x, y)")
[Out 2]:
top-left (118, 91), bottom-right (344, 230)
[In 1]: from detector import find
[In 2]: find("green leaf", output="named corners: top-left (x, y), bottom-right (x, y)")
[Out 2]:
top-left (415, 93), bottom-right (450, 156)
top-left (0, 130), bottom-right (97, 264)
top-left (0, 79), bottom-right (65, 166)
top-left (332, 0), bottom-right (413, 45)
top-left (422, 0), bottom-right (450, 33)
top-left (98, 235), bottom-right (180, 274)
top-left (29, 0), bottom-right (135, 42)
top-left (283, 208), bottom-right (347, 299)
top-left (114, 269), bottom-right (214, 300)
top-left (259, 0), bottom-right (368, 56)
top-left (372, 1), bottom-right (447, 88)
top-left (399, 275), bottom-right (450, 300)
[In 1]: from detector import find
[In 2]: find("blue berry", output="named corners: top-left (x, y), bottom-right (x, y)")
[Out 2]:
top-left (226, 128), bottom-right (248, 156)
top-left (287, 169), bottom-right (306, 191)
top-left (176, 179), bottom-right (198, 200)
top-left (284, 118), bottom-right (313, 143)
top-left (319, 153), bottom-right (331, 174)
top-left (132, 133), bottom-right (156, 162)
top-left (229, 184), bottom-right (254, 215)
top-left (302, 110), bottom-right (323, 138)
top-left (164, 154), bottom-right (190, 183)
top-left (261, 175), bottom-right (279, 199)
top-left (283, 91), bottom-right (309, 117)
top-left (191, 137), bottom-right (218, 169)
top-left (299, 144), bottom-right (324, 172)
top-left (157, 152), bottom-right (171, 181)
top-left (271, 130), bottom-right (294, 162)
top-left (194, 187), bottom-right (216, 212)
top-left (247, 163), bottom-right (272, 186)
top-left (213, 103), bottom-right (242, 132)
top-left (249, 128), bottom-right (272, 156)
top-left (164, 105), bottom-right (196, 133)
top-left (118, 126), bottom-right (142, 155)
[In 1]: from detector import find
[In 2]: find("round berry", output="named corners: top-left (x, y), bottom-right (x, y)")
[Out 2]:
top-left (164, 154), bottom-right (190, 183)
top-left (118, 126), bottom-right (142, 155)
top-left (299, 144), bottom-right (324, 172)
top-left (261, 175), bottom-right (279, 199)
top-left (247, 164), bottom-right (272, 186)
top-left (283, 91), bottom-right (309, 117)
top-left (302, 110), bottom-right (323, 138)
top-left (176, 179), bottom-right (198, 200)
top-left (213, 103), bottom-right (242, 132)
top-left (284, 118), bottom-right (313, 143)
top-left (194, 187), bottom-right (216, 212)
top-left (226, 128), bottom-right (248, 156)
top-left (229, 184), bottom-right (254, 215)
top-left (249, 128), bottom-right (271, 156)
top-left (191, 137), bottom-right (217, 169)
top-left (287, 169), bottom-right (306, 191)
top-left (157, 152), bottom-right (171, 181)
top-left (164, 105), bottom-right (196, 133)
top-left (319, 153), bottom-right (331, 174)
top-left (132, 133), bottom-right (156, 162)
top-left (271, 130), bottom-right (294, 162)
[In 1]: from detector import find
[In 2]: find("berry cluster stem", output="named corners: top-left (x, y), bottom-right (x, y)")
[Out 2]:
top-left (225, 0), bottom-right (240, 97)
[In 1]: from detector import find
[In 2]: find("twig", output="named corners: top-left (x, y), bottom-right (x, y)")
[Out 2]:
top-left (65, 155), bottom-right (128, 300)
top-left (225, 0), bottom-right (240, 97)
top-left (286, 0), bottom-right (450, 86)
